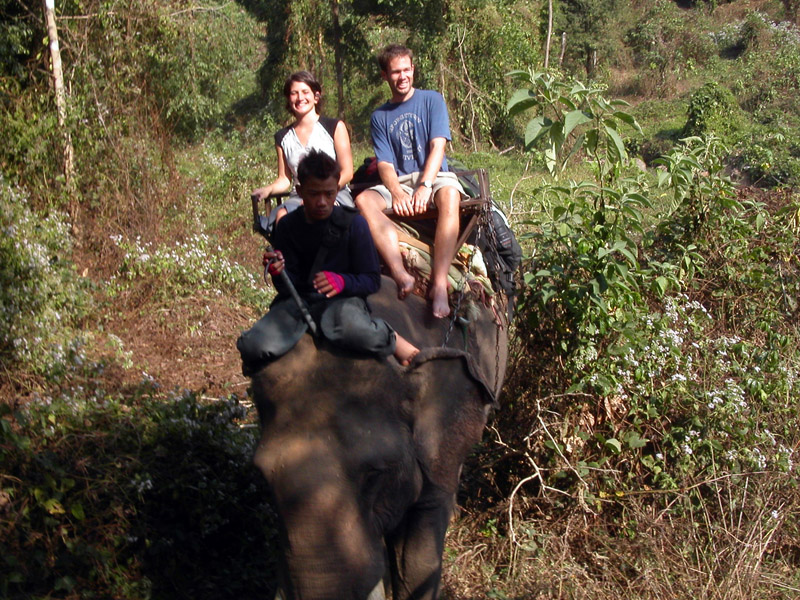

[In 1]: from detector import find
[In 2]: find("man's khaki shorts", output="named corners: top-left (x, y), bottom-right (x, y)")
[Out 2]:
top-left (368, 171), bottom-right (467, 210)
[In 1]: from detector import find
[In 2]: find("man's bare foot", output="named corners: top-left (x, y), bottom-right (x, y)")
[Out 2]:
top-left (430, 285), bottom-right (451, 319)
top-left (394, 334), bottom-right (419, 366)
top-left (395, 271), bottom-right (415, 300)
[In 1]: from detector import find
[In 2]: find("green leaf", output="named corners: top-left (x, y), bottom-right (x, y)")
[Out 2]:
top-left (605, 438), bottom-right (622, 454)
top-left (70, 502), bottom-right (86, 521)
top-left (564, 132), bottom-right (586, 166)
top-left (625, 432), bottom-right (649, 449)
top-left (564, 110), bottom-right (590, 138)
top-left (618, 246), bottom-right (639, 265)
top-left (507, 88), bottom-right (538, 116)
top-left (604, 124), bottom-right (627, 163)
top-left (652, 276), bottom-right (669, 297)
top-left (524, 116), bottom-right (551, 147)
top-left (585, 128), bottom-right (598, 153)
top-left (55, 576), bottom-right (76, 592)
top-left (42, 498), bottom-right (65, 515)
top-left (505, 69), bottom-right (532, 81)
top-left (613, 110), bottom-right (641, 132)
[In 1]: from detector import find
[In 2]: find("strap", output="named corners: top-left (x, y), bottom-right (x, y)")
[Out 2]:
top-left (273, 125), bottom-right (291, 147)
top-left (307, 207), bottom-right (358, 284)
top-left (318, 116), bottom-right (339, 140)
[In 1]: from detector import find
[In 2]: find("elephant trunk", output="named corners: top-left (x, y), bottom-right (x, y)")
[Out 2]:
top-left (255, 439), bottom-right (385, 600)
top-left (280, 493), bottom-right (386, 600)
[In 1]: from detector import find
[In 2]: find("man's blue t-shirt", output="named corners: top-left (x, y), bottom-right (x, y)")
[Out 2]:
top-left (370, 89), bottom-right (451, 176)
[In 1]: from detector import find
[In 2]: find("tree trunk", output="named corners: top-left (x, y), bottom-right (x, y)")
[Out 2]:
top-left (544, 0), bottom-right (553, 69)
top-left (43, 0), bottom-right (75, 190)
top-left (331, 0), bottom-right (344, 119)
top-left (559, 31), bottom-right (566, 67)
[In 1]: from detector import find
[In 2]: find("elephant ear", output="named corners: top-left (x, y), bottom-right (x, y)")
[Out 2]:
top-left (404, 347), bottom-right (495, 493)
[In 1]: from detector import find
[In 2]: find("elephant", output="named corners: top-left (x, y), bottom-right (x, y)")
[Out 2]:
top-left (248, 275), bottom-right (508, 600)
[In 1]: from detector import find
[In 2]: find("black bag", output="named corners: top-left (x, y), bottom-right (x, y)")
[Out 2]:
top-left (475, 203), bottom-right (522, 317)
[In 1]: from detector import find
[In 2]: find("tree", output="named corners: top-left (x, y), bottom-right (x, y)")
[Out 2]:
top-left (42, 0), bottom-right (75, 192)
top-left (544, 0), bottom-right (553, 69)
top-left (550, 0), bottom-right (618, 77)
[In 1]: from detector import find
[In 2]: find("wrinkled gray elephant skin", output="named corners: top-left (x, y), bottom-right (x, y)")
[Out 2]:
top-left (250, 276), bottom-right (508, 600)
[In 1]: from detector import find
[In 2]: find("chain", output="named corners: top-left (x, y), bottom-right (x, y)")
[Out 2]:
top-left (441, 200), bottom-right (491, 348)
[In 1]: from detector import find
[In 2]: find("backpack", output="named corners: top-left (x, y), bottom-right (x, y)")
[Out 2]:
top-left (447, 158), bottom-right (522, 318)
top-left (473, 203), bottom-right (522, 318)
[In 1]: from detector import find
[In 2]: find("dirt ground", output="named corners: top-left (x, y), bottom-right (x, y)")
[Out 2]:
top-left (105, 293), bottom-right (255, 397)
top-left (66, 223), bottom-right (265, 400)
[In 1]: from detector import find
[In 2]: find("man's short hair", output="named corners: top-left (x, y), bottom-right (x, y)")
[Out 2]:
top-left (296, 150), bottom-right (341, 185)
top-left (378, 44), bottom-right (413, 73)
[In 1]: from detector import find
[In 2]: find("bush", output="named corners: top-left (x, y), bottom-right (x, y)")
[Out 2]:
top-left (682, 81), bottom-right (744, 139)
top-left (624, 0), bottom-right (716, 95)
top-left (1, 373), bottom-right (279, 599)
top-left (108, 231), bottom-right (272, 310)
top-left (507, 118), bottom-right (800, 509)
top-left (0, 177), bottom-right (91, 377)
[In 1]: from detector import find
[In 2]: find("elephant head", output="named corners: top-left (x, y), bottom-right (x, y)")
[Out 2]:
top-left (249, 276), bottom-right (508, 600)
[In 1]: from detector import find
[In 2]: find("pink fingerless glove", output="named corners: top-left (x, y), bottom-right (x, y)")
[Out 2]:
top-left (266, 250), bottom-right (283, 276)
top-left (321, 271), bottom-right (345, 294)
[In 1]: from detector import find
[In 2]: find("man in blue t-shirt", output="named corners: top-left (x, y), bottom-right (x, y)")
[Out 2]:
top-left (355, 44), bottom-right (466, 319)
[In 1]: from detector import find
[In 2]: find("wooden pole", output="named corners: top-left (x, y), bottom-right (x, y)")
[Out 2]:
top-left (43, 0), bottom-right (75, 191)
top-left (331, 0), bottom-right (344, 120)
top-left (544, 0), bottom-right (553, 69)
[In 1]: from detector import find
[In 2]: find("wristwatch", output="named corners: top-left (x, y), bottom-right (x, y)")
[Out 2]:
top-left (422, 180), bottom-right (433, 189)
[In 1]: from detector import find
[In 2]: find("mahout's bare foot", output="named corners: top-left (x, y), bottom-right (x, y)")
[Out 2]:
top-left (394, 334), bottom-right (420, 366)
top-left (429, 284), bottom-right (451, 319)
top-left (395, 272), bottom-right (415, 301)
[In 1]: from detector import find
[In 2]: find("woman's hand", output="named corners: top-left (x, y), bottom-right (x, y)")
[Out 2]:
top-left (251, 186), bottom-right (272, 202)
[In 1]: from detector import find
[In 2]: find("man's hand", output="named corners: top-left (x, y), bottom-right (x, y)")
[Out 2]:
top-left (313, 271), bottom-right (345, 297)
top-left (263, 250), bottom-right (284, 276)
top-left (411, 184), bottom-right (433, 214)
top-left (390, 188), bottom-right (414, 217)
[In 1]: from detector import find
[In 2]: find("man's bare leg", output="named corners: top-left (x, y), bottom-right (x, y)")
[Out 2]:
top-left (355, 191), bottom-right (415, 299)
top-left (430, 187), bottom-right (460, 319)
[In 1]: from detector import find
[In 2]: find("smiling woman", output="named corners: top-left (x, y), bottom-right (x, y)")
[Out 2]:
top-left (250, 71), bottom-right (355, 230)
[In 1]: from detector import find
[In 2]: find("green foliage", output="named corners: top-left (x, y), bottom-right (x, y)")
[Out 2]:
top-left (728, 13), bottom-right (800, 115)
top-left (546, 0), bottom-right (619, 77)
top-left (108, 231), bottom-right (272, 310)
top-left (624, 0), bottom-right (716, 95)
top-left (735, 125), bottom-right (800, 187)
top-left (508, 87), bottom-right (800, 512)
top-left (653, 135), bottom-right (736, 222)
top-left (442, 0), bottom-right (541, 147)
top-left (0, 95), bottom-right (64, 200)
top-left (1, 370), bottom-right (278, 599)
top-left (141, 1), bottom-right (263, 140)
top-left (0, 177), bottom-right (91, 376)
top-left (507, 70), bottom-right (640, 182)
top-left (682, 82), bottom-right (743, 139)
top-left (518, 176), bottom-right (653, 356)
top-left (0, 0), bottom-right (37, 82)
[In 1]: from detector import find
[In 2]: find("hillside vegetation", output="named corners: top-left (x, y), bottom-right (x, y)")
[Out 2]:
top-left (2, 0), bottom-right (799, 598)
